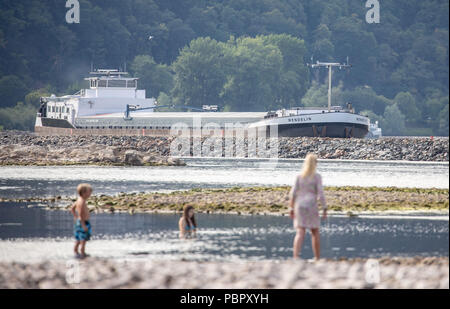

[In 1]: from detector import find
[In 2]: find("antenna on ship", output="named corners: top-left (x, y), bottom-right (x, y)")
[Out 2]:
top-left (308, 58), bottom-right (352, 112)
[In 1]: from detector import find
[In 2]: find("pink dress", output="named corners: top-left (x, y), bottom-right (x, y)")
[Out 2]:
top-left (289, 173), bottom-right (327, 229)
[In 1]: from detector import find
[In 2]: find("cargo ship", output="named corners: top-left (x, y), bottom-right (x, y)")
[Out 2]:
top-left (35, 68), bottom-right (369, 138)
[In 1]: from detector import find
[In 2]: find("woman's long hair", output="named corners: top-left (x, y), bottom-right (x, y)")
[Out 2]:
top-left (300, 153), bottom-right (318, 179)
top-left (183, 205), bottom-right (197, 228)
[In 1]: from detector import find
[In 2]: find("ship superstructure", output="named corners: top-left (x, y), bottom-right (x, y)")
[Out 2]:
top-left (36, 69), bottom-right (156, 129)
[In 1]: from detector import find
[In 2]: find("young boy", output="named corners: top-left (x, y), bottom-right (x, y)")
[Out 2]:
top-left (70, 183), bottom-right (93, 259)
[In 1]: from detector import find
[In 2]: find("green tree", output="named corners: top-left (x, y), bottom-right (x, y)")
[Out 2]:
top-left (341, 86), bottom-right (391, 115)
top-left (0, 75), bottom-right (28, 108)
top-left (172, 37), bottom-right (227, 108)
top-left (301, 81), bottom-right (345, 108)
top-left (311, 24), bottom-right (335, 61)
top-left (156, 92), bottom-right (173, 110)
top-left (393, 92), bottom-right (421, 124)
top-left (24, 89), bottom-right (50, 107)
top-left (360, 109), bottom-right (383, 124)
top-left (331, 16), bottom-right (378, 87)
top-left (165, 18), bottom-right (196, 63)
top-left (382, 104), bottom-right (406, 136)
top-left (221, 36), bottom-right (283, 111)
top-left (301, 82), bottom-right (328, 107)
top-left (0, 102), bottom-right (37, 131)
top-left (438, 103), bottom-right (449, 136)
top-left (424, 93), bottom-right (448, 121)
top-left (131, 55), bottom-right (174, 99)
top-left (262, 34), bottom-right (309, 108)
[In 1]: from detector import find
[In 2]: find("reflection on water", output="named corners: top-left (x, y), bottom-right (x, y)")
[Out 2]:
top-left (0, 158), bottom-right (448, 199)
top-left (0, 203), bottom-right (448, 262)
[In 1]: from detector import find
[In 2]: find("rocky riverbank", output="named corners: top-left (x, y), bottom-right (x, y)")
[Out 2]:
top-left (278, 136), bottom-right (449, 161)
top-left (0, 257), bottom-right (448, 289)
top-left (0, 142), bottom-right (185, 166)
top-left (4, 186), bottom-right (447, 214)
top-left (0, 131), bottom-right (448, 162)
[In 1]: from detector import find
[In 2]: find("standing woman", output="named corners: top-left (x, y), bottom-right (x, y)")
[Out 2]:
top-left (179, 205), bottom-right (197, 238)
top-left (289, 154), bottom-right (327, 260)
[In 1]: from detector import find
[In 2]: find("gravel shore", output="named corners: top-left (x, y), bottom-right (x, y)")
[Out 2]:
top-left (3, 186), bottom-right (447, 214)
top-left (1, 257), bottom-right (448, 289)
top-left (23, 186), bottom-right (444, 214)
top-left (0, 138), bottom-right (184, 166)
top-left (1, 131), bottom-right (448, 163)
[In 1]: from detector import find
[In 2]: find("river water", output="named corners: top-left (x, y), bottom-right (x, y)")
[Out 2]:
top-left (0, 158), bottom-right (448, 199)
top-left (0, 158), bottom-right (448, 262)
top-left (0, 202), bottom-right (448, 262)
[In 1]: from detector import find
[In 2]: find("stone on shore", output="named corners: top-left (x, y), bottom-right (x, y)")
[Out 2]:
top-left (0, 143), bottom-right (185, 167)
top-left (124, 150), bottom-right (143, 166)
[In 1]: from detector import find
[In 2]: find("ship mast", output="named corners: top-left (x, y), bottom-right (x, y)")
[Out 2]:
top-left (308, 59), bottom-right (351, 112)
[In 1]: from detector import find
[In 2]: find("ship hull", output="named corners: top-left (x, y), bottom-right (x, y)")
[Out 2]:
top-left (249, 111), bottom-right (370, 138)
top-left (35, 111), bottom-right (369, 138)
top-left (277, 122), bottom-right (368, 138)
top-left (40, 117), bottom-right (75, 128)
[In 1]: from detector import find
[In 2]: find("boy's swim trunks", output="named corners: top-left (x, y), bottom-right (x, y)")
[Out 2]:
top-left (74, 220), bottom-right (92, 241)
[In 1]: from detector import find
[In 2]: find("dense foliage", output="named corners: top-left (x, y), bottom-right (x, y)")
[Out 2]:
top-left (0, 0), bottom-right (448, 135)
top-left (171, 35), bottom-right (308, 111)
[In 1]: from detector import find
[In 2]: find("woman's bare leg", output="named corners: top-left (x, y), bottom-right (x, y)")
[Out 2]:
top-left (311, 228), bottom-right (320, 260)
top-left (293, 228), bottom-right (306, 259)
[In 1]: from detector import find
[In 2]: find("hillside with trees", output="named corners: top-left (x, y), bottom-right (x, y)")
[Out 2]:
top-left (0, 0), bottom-right (448, 135)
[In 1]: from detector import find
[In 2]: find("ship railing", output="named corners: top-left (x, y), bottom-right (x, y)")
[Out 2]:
top-left (289, 106), bottom-right (345, 111)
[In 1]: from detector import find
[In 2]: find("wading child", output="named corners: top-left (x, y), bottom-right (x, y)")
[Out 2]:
top-left (70, 183), bottom-right (93, 259)
top-left (179, 205), bottom-right (197, 239)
